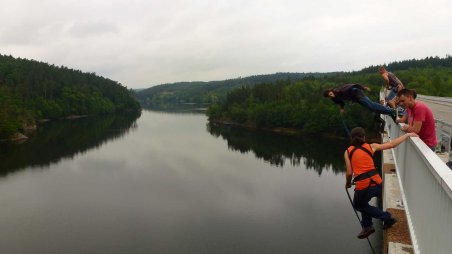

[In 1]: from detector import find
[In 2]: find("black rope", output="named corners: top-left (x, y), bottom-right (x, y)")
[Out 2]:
top-left (340, 115), bottom-right (351, 138)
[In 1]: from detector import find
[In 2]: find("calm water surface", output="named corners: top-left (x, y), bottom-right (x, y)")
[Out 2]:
top-left (0, 110), bottom-right (381, 253)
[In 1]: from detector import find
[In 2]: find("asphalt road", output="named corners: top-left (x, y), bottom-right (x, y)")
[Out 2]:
top-left (417, 95), bottom-right (452, 124)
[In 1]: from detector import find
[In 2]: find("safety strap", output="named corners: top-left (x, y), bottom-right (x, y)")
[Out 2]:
top-left (348, 145), bottom-right (373, 162)
top-left (353, 169), bottom-right (378, 183)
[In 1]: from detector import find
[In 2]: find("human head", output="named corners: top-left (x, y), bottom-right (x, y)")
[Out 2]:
top-left (379, 66), bottom-right (387, 75)
top-left (397, 89), bottom-right (417, 109)
top-left (323, 89), bottom-right (334, 98)
top-left (350, 127), bottom-right (366, 146)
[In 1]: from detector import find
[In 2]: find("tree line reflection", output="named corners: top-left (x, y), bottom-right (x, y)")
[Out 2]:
top-left (0, 113), bottom-right (140, 177)
top-left (207, 122), bottom-right (350, 175)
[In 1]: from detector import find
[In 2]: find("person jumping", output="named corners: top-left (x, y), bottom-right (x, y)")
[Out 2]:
top-left (323, 83), bottom-right (397, 123)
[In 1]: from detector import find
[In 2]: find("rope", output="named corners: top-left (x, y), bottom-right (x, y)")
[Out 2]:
top-left (340, 115), bottom-right (351, 138)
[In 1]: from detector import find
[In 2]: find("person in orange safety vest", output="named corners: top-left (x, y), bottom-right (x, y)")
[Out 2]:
top-left (344, 127), bottom-right (417, 239)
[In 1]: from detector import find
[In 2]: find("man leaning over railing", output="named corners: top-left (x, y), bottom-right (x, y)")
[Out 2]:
top-left (396, 89), bottom-right (437, 151)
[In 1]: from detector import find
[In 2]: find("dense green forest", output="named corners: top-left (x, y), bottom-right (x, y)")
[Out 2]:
top-left (135, 56), bottom-right (452, 107)
top-left (0, 54), bottom-right (141, 139)
top-left (135, 72), bottom-right (341, 106)
top-left (206, 56), bottom-right (452, 136)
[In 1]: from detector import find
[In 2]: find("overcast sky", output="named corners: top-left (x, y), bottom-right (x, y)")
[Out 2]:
top-left (1, 0), bottom-right (451, 89)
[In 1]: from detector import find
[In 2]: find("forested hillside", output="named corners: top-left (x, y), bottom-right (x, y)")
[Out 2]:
top-left (136, 56), bottom-right (452, 108)
top-left (0, 54), bottom-right (141, 139)
top-left (207, 56), bottom-right (452, 136)
top-left (135, 72), bottom-right (339, 107)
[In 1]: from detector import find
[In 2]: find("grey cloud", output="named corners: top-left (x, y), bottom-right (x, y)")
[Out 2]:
top-left (1, 0), bottom-right (451, 88)
top-left (66, 20), bottom-right (119, 38)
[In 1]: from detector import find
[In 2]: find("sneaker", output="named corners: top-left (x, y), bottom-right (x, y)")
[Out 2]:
top-left (383, 217), bottom-right (397, 230)
top-left (357, 226), bottom-right (375, 239)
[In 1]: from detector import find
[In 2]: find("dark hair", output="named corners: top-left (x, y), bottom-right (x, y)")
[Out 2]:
top-left (323, 89), bottom-right (333, 97)
top-left (397, 88), bottom-right (417, 98)
top-left (350, 127), bottom-right (366, 146)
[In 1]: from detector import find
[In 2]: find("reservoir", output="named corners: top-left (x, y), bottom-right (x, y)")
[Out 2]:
top-left (0, 110), bottom-right (381, 253)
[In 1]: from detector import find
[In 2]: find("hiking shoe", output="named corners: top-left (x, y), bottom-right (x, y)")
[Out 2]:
top-left (357, 227), bottom-right (375, 239)
top-left (383, 217), bottom-right (397, 230)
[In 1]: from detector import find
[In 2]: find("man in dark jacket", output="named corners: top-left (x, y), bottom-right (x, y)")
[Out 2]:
top-left (323, 83), bottom-right (397, 121)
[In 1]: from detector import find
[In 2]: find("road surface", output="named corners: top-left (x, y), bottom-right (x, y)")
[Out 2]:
top-left (417, 95), bottom-right (452, 124)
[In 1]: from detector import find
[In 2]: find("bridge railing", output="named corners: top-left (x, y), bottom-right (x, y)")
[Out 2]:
top-left (435, 119), bottom-right (452, 163)
top-left (416, 94), bottom-right (452, 162)
top-left (386, 117), bottom-right (452, 254)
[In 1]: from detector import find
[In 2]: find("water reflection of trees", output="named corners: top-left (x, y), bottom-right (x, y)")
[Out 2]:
top-left (207, 123), bottom-right (349, 175)
top-left (0, 112), bottom-right (140, 177)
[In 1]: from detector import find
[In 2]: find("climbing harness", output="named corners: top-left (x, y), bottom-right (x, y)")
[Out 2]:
top-left (347, 145), bottom-right (380, 189)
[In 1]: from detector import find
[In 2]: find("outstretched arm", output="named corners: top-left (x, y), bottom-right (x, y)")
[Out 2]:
top-left (354, 83), bottom-right (370, 92)
top-left (331, 98), bottom-right (345, 114)
top-left (371, 132), bottom-right (418, 152)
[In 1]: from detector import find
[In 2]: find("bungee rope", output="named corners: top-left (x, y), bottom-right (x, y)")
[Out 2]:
top-left (340, 114), bottom-right (351, 138)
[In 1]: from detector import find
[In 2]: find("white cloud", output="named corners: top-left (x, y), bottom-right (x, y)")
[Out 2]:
top-left (0, 0), bottom-right (451, 88)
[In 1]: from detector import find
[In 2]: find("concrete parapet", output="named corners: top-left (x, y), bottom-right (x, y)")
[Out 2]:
top-left (382, 133), bottom-right (413, 254)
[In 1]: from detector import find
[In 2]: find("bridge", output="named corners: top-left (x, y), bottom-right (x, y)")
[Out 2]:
top-left (381, 94), bottom-right (452, 254)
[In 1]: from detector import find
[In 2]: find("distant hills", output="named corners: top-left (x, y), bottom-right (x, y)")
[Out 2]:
top-left (135, 72), bottom-right (340, 106)
top-left (135, 55), bottom-right (452, 107)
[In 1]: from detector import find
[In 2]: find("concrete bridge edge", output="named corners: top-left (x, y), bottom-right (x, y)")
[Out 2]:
top-left (381, 132), bottom-right (414, 254)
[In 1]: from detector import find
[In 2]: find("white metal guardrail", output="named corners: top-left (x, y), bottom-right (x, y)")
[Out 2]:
top-left (435, 119), bottom-right (452, 163)
top-left (385, 117), bottom-right (452, 254)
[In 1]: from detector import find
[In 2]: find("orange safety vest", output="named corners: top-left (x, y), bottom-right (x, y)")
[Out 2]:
top-left (347, 143), bottom-right (382, 190)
